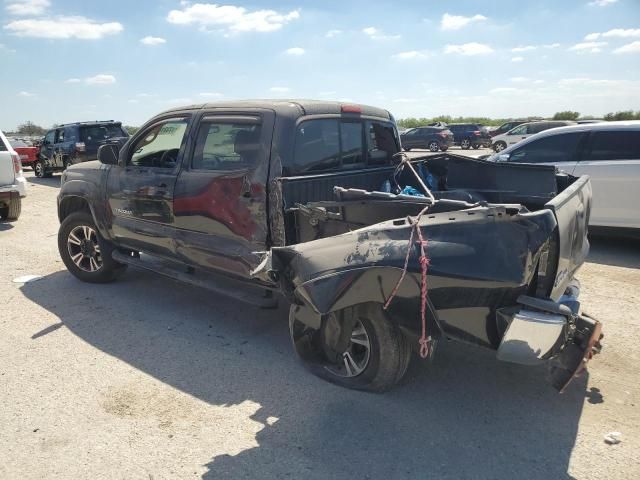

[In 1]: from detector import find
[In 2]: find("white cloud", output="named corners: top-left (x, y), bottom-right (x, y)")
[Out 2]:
top-left (391, 50), bottom-right (429, 60)
top-left (510, 77), bottom-right (528, 82)
top-left (544, 43), bottom-right (561, 48)
top-left (325, 29), bottom-right (341, 38)
top-left (588, 0), bottom-right (618, 6)
top-left (490, 87), bottom-right (524, 94)
top-left (558, 77), bottom-right (622, 87)
top-left (140, 36), bottom-right (166, 46)
top-left (585, 28), bottom-right (640, 41)
top-left (511, 56), bottom-right (524, 62)
top-left (269, 87), bottom-right (290, 93)
top-left (362, 26), bottom-right (400, 40)
top-left (4, 16), bottom-right (123, 39)
top-left (511, 45), bottom-right (537, 52)
top-left (6, 0), bottom-right (50, 16)
top-left (613, 41), bottom-right (640, 54)
top-left (199, 92), bottom-right (223, 98)
top-left (444, 42), bottom-right (494, 55)
top-left (0, 43), bottom-right (16, 53)
top-left (284, 47), bottom-right (305, 56)
top-left (440, 13), bottom-right (487, 30)
top-left (18, 90), bottom-right (35, 97)
top-left (85, 74), bottom-right (116, 85)
top-left (65, 78), bottom-right (81, 83)
top-left (167, 4), bottom-right (299, 33)
top-left (568, 41), bottom-right (607, 53)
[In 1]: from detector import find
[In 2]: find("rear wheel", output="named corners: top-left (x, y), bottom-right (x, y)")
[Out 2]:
top-left (33, 160), bottom-right (44, 178)
top-left (58, 211), bottom-right (126, 283)
top-left (472, 144), bottom-right (480, 150)
top-left (428, 141), bottom-right (440, 152)
top-left (0, 193), bottom-right (21, 221)
top-left (461, 138), bottom-right (471, 150)
top-left (289, 303), bottom-right (411, 392)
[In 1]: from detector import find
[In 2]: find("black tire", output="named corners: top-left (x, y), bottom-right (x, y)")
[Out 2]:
top-left (440, 146), bottom-right (448, 152)
top-left (33, 160), bottom-right (44, 178)
top-left (460, 138), bottom-right (471, 150)
top-left (403, 147), bottom-right (411, 152)
top-left (472, 144), bottom-right (480, 150)
top-left (58, 211), bottom-right (126, 283)
top-left (289, 302), bottom-right (411, 392)
top-left (428, 141), bottom-right (440, 152)
top-left (493, 141), bottom-right (507, 152)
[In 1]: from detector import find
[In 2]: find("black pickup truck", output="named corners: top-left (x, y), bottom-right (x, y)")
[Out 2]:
top-left (57, 100), bottom-right (601, 392)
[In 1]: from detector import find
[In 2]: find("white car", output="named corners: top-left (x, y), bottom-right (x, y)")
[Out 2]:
top-left (0, 129), bottom-right (27, 221)
top-left (488, 121), bottom-right (640, 231)
top-left (491, 120), bottom-right (576, 152)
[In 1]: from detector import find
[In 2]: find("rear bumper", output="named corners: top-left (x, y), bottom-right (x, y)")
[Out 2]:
top-left (0, 176), bottom-right (27, 197)
top-left (496, 285), bottom-right (603, 392)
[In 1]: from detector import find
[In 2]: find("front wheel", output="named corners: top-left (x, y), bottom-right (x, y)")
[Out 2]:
top-left (493, 141), bottom-right (507, 152)
top-left (460, 138), bottom-right (471, 150)
top-left (58, 211), bottom-right (126, 283)
top-left (289, 303), bottom-right (411, 392)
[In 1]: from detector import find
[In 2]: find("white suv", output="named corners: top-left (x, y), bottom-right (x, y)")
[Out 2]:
top-left (489, 121), bottom-right (640, 231)
top-left (0, 129), bottom-right (27, 220)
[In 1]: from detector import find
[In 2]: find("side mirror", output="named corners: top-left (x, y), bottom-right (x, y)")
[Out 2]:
top-left (97, 144), bottom-right (119, 165)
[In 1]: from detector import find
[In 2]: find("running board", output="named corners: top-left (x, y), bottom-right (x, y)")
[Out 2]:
top-left (112, 251), bottom-right (278, 309)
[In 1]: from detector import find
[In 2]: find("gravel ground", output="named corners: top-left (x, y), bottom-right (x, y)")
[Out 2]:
top-left (1, 169), bottom-right (639, 480)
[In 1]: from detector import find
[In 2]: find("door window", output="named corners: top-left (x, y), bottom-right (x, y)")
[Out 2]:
top-left (44, 131), bottom-right (55, 145)
top-left (510, 125), bottom-right (528, 135)
top-left (55, 129), bottom-right (65, 143)
top-left (192, 118), bottom-right (262, 170)
top-left (586, 131), bottom-right (640, 161)
top-left (509, 132), bottom-right (585, 163)
top-left (290, 119), bottom-right (342, 174)
top-left (129, 118), bottom-right (189, 168)
top-left (341, 121), bottom-right (364, 167)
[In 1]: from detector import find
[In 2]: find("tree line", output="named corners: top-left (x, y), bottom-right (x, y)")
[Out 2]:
top-left (397, 110), bottom-right (640, 128)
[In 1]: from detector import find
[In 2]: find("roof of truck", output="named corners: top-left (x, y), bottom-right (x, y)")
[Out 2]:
top-left (159, 99), bottom-right (394, 121)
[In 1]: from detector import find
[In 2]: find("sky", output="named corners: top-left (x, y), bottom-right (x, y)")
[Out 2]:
top-left (0, 0), bottom-right (639, 130)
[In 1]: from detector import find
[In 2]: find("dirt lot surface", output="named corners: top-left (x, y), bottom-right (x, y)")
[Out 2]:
top-left (1, 169), bottom-right (639, 480)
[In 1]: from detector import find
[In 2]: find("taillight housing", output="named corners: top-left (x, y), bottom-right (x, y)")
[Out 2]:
top-left (438, 132), bottom-right (447, 138)
top-left (473, 130), bottom-right (481, 136)
top-left (341, 105), bottom-right (362, 113)
top-left (11, 153), bottom-right (22, 174)
top-left (75, 142), bottom-right (86, 152)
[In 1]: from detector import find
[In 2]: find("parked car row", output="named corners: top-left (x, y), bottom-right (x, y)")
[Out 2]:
top-left (400, 123), bottom-right (491, 151)
top-left (488, 121), bottom-right (640, 232)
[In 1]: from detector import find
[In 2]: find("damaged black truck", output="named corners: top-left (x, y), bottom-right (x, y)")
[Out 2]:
top-left (57, 100), bottom-right (602, 392)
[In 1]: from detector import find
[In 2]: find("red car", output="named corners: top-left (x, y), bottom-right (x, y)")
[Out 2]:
top-left (9, 139), bottom-right (39, 168)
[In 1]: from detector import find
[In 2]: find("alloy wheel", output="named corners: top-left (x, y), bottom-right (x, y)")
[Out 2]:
top-left (325, 319), bottom-right (371, 378)
top-left (67, 225), bottom-right (103, 272)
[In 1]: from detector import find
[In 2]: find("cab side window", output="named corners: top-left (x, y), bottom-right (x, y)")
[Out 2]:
top-left (129, 118), bottom-right (189, 168)
top-left (586, 131), bottom-right (640, 161)
top-left (192, 119), bottom-right (263, 171)
top-left (510, 125), bottom-right (527, 135)
top-left (510, 132), bottom-right (585, 163)
top-left (44, 131), bottom-right (55, 145)
top-left (55, 129), bottom-right (65, 143)
top-left (291, 119), bottom-right (341, 174)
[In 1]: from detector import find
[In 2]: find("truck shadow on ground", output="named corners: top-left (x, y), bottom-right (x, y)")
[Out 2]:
top-left (21, 269), bottom-right (588, 480)
top-left (26, 174), bottom-right (61, 188)
top-left (587, 235), bottom-right (640, 269)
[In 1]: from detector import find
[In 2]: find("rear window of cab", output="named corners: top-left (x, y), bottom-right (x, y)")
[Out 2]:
top-left (285, 118), bottom-right (399, 176)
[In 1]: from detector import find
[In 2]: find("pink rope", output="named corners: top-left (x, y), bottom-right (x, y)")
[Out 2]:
top-left (383, 206), bottom-right (432, 358)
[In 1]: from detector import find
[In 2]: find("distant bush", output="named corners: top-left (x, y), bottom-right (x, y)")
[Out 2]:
top-left (552, 111), bottom-right (580, 121)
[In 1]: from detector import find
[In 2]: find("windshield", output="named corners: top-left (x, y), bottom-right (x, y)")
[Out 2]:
top-left (80, 124), bottom-right (128, 142)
